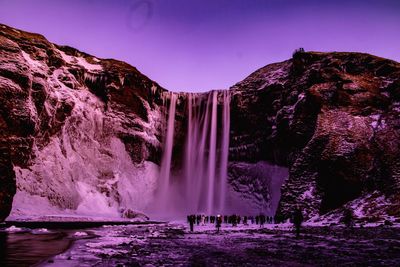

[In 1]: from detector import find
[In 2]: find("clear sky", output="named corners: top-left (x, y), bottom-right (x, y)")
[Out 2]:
top-left (1, 0), bottom-right (399, 92)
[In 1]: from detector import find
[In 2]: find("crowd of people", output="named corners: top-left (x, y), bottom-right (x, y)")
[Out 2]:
top-left (186, 207), bottom-right (358, 238)
top-left (187, 208), bottom-right (305, 237)
top-left (187, 214), bottom-right (282, 231)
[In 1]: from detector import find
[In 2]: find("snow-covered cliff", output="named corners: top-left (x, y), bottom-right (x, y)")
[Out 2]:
top-left (0, 24), bottom-right (166, 220)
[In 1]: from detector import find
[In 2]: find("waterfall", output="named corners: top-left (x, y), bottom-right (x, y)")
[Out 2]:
top-left (206, 91), bottom-right (218, 214)
top-left (218, 90), bottom-right (230, 212)
top-left (183, 90), bottom-right (231, 214)
top-left (157, 92), bottom-right (177, 212)
top-left (153, 90), bottom-right (231, 217)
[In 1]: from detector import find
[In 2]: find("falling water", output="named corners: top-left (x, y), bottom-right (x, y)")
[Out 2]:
top-left (206, 91), bottom-right (218, 213)
top-left (154, 90), bottom-right (231, 216)
top-left (218, 90), bottom-right (230, 212)
top-left (183, 90), bottom-right (231, 214)
top-left (157, 92), bottom-right (177, 211)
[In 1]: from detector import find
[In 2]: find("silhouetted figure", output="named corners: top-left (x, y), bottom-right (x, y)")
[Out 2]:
top-left (259, 214), bottom-right (266, 227)
top-left (216, 214), bottom-right (222, 233)
top-left (188, 214), bottom-right (195, 232)
top-left (196, 215), bottom-right (201, 225)
top-left (231, 214), bottom-right (237, 226)
top-left (255, 215), bottom-right (259, 225)
top-left (237, 215), bottom-right (242, 225)
top-left (224, 215), bottom-right (228, 224)
top-left (210, 216), bottom-right (215, 224)
top-left (341, 208), bottom-right (354, 228)
top-left (205, 216), bottom-right (209, 223)
top-left (292, 207), bottom-right (304, 238)
top-left (243, 216), bottom-right (248, 225)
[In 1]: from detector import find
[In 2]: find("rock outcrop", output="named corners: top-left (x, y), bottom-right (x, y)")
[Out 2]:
top-left (1, 24), bottom-right (400, 222)
top-left (0, 24), bottom-right (167, 221)
top-left (230, 50), bottom-right (400, 221)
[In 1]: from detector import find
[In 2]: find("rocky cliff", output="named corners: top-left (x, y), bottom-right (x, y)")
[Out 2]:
top-left (1, 24), bottom-right (400, 222)
top-left (0, 24), bottom-right (167, 221)
top-left (230, 50), bottom-right (400, 222)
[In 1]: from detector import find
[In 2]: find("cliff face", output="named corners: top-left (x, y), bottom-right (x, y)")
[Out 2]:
top-left (1, 24), bottom-right (400, 222)
top-left (230, 51), bottom-right (400, 221)
top-left (0, 24), bottom-right (167, 220)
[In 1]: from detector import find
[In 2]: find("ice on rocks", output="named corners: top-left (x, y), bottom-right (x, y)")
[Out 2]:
top-left (9, 65), bottom-right (161, 219)
top-left (4, 226), bottom-right (24, 232)
top-left (21, 50), bottom-right (45, 71)
top-left (57, 49), bottom-right (102, 71)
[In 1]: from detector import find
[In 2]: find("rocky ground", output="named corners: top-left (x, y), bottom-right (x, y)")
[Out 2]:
top-left (37, 222), bottom-right (400, 266)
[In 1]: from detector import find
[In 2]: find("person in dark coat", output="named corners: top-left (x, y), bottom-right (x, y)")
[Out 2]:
top-left (243, 216), bottom-right (248, 225)
top-left (188, 214), bottom-right (195, 232)
top-left (259, 214), bottom-right (266, 227)
top-left (292, 207), bottom-right (304, 238)
top-left (341, 208), bottom-right (354, 228)
top-left (216, 214), bottom-right (222, 233)
top-left (210, 215), bottom-right (215, 224)
top-left (231, 214), bottom-right (237, 227)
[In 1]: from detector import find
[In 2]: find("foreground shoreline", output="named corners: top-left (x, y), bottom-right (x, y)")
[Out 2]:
top-left (2, 220), bottom-right (165, 230)
top-left (2, 221), bottom-right (399, 266)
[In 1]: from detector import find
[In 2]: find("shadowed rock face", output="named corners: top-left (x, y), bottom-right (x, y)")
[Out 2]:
top-left (1, 24), bottom-right (400, 221)
top-left (230, 51), bottom-right (400, 220)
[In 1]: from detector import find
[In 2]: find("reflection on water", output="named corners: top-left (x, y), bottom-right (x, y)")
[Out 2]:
top-left (0, 230), bottom-right (71, 266)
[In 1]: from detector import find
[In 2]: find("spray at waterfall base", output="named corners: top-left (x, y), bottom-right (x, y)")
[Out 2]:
top-left (147, 90), bottom-right (287, 219)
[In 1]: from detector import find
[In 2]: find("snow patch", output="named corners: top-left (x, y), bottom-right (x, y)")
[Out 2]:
top-left (57, 49), bottom-right (102, 71)
top-left (21, 50), bottom-right (45, 71)
top-left (5, 226), bottom-right (23, 232)
top-left (74, 231), bottom-right (88, 237)
top-left (75, 56), bottom-right (103, 71)
top-left (75, 182), bottom-right (120, 217)
top-left (32, 228), bottom-right (50, 234)
top-left (301, 186), bottom-right (314, 200)
top-left (58, 49), bottom-right (75, 64)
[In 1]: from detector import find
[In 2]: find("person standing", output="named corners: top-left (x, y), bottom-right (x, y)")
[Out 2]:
top-left (342, 208), bottom-right (354, 228)
top-left (216, 214), bottom-right (222, 233)
top-left (189, 214), bottom-right (195, 232)
top-left (259, 214), bottom-right (266, 228)
top-left (292, 206), bottom-right (304, 238)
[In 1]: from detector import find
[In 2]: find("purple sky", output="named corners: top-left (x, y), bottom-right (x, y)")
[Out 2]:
top-left (1, 0), bottom-right (399, 92)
